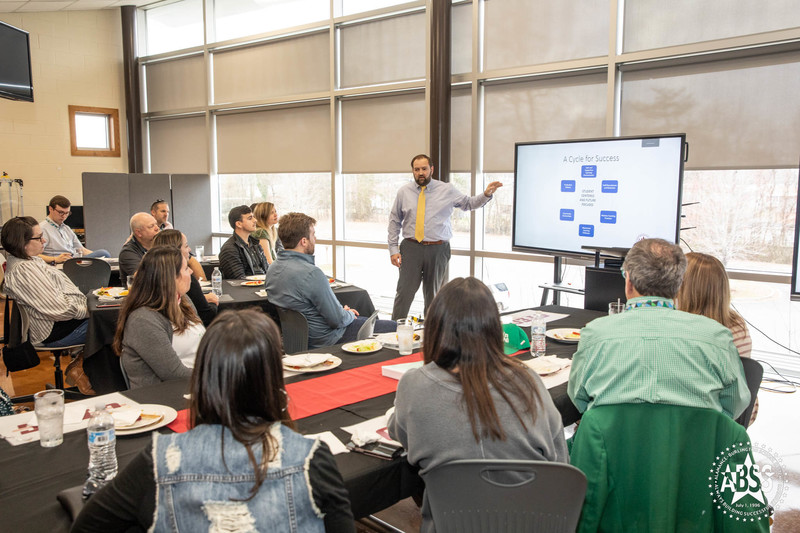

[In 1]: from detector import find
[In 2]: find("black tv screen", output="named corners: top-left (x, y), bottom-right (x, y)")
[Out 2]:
top-left (512, 134), bottom-right (686, 258)
top-left (0, 21), bottom-right (34, 102)
top-left (790, 159), bottom-right (800, 302)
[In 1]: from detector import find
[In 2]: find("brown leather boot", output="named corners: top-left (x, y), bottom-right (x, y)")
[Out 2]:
top-left (65, 354), bottom-right (96, 395)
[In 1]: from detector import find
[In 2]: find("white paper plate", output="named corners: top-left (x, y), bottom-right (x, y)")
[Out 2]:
top-left (342, 340), bottom-right (383, 354)
top-left (545, 328), bottom-right (582, 344)
top-left (115, 405), bottom-right (178, 436)
top-left (93, 287), bottom-right (129, 299)
top-left (374, 331), bottom-right (423, 349)
top-left (199, 280), bottom-right (211, 287)
top-left (283, 355), bottom-right (342, 373)
top-left (246, 275), bottom-right (266, 281)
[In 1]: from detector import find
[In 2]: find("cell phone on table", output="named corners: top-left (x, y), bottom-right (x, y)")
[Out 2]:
top-left (346, 441), bottom-right (404, 460)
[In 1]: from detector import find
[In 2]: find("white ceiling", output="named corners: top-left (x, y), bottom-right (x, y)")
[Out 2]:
top-left (0, 0), bottom-right (162, 13)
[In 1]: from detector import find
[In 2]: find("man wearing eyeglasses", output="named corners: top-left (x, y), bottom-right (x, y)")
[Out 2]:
top-left (39, 195), bottom-right (110, 264)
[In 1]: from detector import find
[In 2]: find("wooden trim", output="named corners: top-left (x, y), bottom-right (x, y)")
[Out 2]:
top-left (68, 105), bottom-right (121, 157)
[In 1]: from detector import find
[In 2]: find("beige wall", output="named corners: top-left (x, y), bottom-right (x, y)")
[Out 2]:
top-left (0, 9), bottom-right (127, 217)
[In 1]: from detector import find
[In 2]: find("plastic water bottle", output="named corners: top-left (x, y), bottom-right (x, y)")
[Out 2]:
top-left (82, 403), bottom-right (118, 500)
top-left (212, 267), bottom-right (223, 296)
top-left (530, 313), bottom-right (546, 358)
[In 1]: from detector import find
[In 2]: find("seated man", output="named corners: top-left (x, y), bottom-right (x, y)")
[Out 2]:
top-left (39, 195), bottom-right (110, 263)
top-left (119, 212), bottom-right (160, 282)
top-left (568, 238), bottom-right (750, 419)
top-left (219, 205), bottom-right (269, 279)
top-left (150, 199), bottom-right (173, 231)
top-left (266, 212), bottom-right (395, 349)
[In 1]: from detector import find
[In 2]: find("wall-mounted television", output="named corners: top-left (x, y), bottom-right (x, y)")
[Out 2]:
top-left (512, 134), bottom-right (686, 259)
top-left (790, 159), bottom-right (800, 302)
top-left (0, 21), bottom-right (34, 102)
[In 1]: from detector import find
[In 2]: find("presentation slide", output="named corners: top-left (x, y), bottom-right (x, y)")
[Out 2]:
top-left (513, 135), bottom-right (684, 257)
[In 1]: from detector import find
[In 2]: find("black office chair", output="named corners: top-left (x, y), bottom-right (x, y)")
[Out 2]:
top-left (425, 459), bottom-right (587, 533)
top-left (356, 310), bottom-right (380, 340)
top-left (62, 257), bottom-right (111, 295)
top-left (737, 357), bottom-right (763, 428)
top-left (2, 300), bottom-right (87, 401)
top-left (275, 306), bottom-right (309, 354)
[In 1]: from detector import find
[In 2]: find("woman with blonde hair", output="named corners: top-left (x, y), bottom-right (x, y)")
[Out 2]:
top-left (251, 201), bottom-right (283, 264)
top-left (677, 252), bottom-right (756, 422)
top-left (113, 247), bottom-right (203, 387)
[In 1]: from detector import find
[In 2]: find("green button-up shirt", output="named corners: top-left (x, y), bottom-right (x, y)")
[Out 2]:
top-left (568, 296), bottom-right (751, 419)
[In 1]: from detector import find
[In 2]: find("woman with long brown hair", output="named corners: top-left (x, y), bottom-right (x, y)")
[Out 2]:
top-left (113, 246), bottom-right (201, 387)
top-left (388, 277), bottom-right (567, 532)
top-left (677, 252), bottom-right (757, 422)
top-left (251, 201), bottom-right (283, 264)
top-left (74, 309), bottom-right (353, 532)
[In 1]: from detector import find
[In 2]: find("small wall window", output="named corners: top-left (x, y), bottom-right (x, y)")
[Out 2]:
top-left (69, 105), bottom-right (121, 157)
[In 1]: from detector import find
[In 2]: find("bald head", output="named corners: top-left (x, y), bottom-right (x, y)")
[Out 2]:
top-left (130, 212), bottom-right (160, 248)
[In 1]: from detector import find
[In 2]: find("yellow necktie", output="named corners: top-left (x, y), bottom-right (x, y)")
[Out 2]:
top-left (415, 185), bottom-right (426, 242)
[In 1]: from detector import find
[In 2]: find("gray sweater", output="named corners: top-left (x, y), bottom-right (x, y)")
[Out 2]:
top-left (387, 362), bottom-right (569, 533)
top-left (120, 307), bottom-right (192, 389)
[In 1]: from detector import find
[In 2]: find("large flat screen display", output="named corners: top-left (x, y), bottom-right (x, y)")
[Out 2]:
top-left (512, 134), bottom-right (686, 258)
top-left (0, 21), bottom-right (34, 102)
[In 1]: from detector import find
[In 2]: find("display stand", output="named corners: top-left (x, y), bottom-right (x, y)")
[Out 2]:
top-left (538, 256), bottom-right (584, 306)
top-left (0, 175), bottom-right (24, 226)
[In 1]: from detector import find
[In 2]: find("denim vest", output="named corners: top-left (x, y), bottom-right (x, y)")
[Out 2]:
top-left (151, 423), bottom-right (324, 533)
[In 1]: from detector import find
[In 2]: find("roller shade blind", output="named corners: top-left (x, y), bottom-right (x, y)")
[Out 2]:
top-left (213, 32), bottom-right (329, 104)
top-left (149, 116), bottom-right (208, 174)
top-left (341, 93), bottom-right (426, 173)
top-left (483, 74), bottom-right (606, 173)
top-left (216, 105), bottom-right (331, 173)
top-left (621, 51), bottom-right (800, 168)
top-left (451, 87), bottom-right (471, 172)
top-left (145, 56), bottom-right (205, 113)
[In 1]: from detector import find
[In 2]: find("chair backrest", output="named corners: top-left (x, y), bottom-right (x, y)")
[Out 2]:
top-left (737, 357), bottom-right (763, 428)
top-left (356, 310), bottom-right (380, 340)
top-left (62, 258), bottom-right (111, 295)
top-left (570, 403), bottom-right (770, 533)
top-left (425, 459), bottom-right (587, 533)
top-left (275, 306), bottom-right (309, 354)
top-left (6, 299), bottom-right (30, 347)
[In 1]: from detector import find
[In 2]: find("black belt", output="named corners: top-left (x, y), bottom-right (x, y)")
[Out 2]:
top-left (405, 238), bottom-right (445, 246)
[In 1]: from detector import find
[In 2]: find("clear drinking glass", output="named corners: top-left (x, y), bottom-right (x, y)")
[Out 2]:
top-left (608, 302), bottom-right (625, 315)
top-left (397, 319), bottom-right (413, 355)
top-left (34, 389), bottom-right (65, 447)
top-left (195, 245), bottom-right (205, 259)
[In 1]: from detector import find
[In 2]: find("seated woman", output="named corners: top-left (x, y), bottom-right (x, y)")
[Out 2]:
top-left (677, 251), bottom-right (757, 424)
top-left (1, 216), bottom-right (93, 394)
top-left (388, 277), bottom-right (568, 533)
top-left (113, 247), bottom-right (203, 387)
top-left (252, 201), bottom-right (283, 264)
top-left (73, 309), bottom-right (354, 533)
top-left (153, 230), bottom-right (218, 327)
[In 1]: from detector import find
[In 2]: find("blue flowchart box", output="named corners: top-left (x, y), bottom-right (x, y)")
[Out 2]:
top-left (579, 224), bottom-right (595, 237)
top-left (581, 165), bottom-right (597, 178)
top-left (560, 209), bottom-right (575, 221)
top-left (561, 180), bottom-right (576, 192)
top-left (600, 211), bottom-right (617, 224)
top-left (601, 180), bottom-right (618, 193)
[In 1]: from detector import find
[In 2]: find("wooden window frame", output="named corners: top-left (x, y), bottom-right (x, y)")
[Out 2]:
top-left (68, 105), bottom-right (121, 157)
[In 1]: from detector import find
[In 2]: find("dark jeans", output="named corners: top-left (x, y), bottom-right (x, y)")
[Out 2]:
top-left (337, 317), bottom-right (397, 345)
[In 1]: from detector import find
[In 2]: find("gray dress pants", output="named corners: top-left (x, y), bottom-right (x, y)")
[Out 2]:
top-left (391, 239), bottom-right (450, 320)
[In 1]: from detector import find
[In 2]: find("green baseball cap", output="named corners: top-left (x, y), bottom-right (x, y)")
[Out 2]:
top-left (502, 323), bottom-right (530, 355)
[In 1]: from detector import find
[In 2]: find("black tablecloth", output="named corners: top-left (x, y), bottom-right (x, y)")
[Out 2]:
top-left (0, 305), bottom-right (601, 532)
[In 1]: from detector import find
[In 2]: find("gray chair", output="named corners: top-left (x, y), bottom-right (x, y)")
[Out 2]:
top-left (275, 306), bottom-right (309, 354)
top-left (356, 310), bottom-right (380, 340)
top-left (737, 357), bottom-right (763, 428)
top-left (62, 257), bottom-right (111, 295)
top-left (425, 459), bottom-right (587, 533)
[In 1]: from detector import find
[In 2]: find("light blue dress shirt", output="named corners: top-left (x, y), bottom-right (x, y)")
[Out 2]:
top-left (387, 179), bottom-right (492, 255)
top-left (40, 216), bottom-right (82, 256)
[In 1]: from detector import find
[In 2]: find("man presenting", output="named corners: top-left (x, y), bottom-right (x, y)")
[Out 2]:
top-left (266, 212), bottom-right (395, 349)
top-left (150, 199), bottom-right (173, 230)
top-left (388, 154), bottom-right (502, 320)
top-left (119, 212), bottom-right (160, 281)
top-left (568, 238), bottom-right (750, 419)
top-left (219, 205), bottom-right (269, 279)
top-left (39, 195), bottom-right (110, 263)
